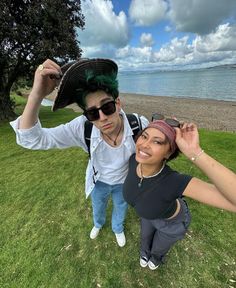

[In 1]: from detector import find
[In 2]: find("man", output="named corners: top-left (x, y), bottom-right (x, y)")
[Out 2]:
top-left (10, 58), bottom-right (148, 247)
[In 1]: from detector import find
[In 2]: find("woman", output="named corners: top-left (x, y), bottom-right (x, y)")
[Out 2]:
top-left (123, 116), bottom-right (236, 270)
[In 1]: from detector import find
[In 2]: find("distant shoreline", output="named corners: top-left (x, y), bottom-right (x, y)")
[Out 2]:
top-left (120, 92), bottom-right (236, 104)
top-left (120, 89), bottom-right (236, 103)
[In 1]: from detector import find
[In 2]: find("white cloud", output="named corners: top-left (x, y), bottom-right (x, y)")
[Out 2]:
top-left (165, 25), bottom-right (172, 32)
top-left (80, 45), bottom-right (117, 59)
top-left (194, 23), bottom-right (236, 52)
top-left (78, 0), bottom-right (130, 49)
top-left (116, 45), bottom-right (152, 61)
top-left (140, 33), bottom-right (154, 47)
top-left (153, 36), bottom-right (192, 62)
top-left (150, 25), bottom-right (236, 68)
top-left (115, 46), bottom-right (153, 70)
top-left (116, 27), bottom-right (236, 70)
top-left (168, 0), bottom-right (236, 34)
top-left (129, 0), bottom-right (167, 26)
top-left (76, 0), bottom-right (236, 69)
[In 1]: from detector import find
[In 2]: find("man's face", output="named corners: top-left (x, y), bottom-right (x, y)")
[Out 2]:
top-left (85, 90), bottom-right (121, 134)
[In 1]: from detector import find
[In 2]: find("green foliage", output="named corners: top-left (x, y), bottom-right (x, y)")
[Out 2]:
top-left (0, 0), bottom-right (85, 120)
top-left (1, 106), bottom-right (236, 287)
top-left (11, 78), bottom-right (32, 95)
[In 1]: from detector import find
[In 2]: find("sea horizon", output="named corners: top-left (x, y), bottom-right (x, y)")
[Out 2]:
top-left (118, 66), bottom-right (236, 102)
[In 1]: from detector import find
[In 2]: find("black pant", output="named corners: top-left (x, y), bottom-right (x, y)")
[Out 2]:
top-left (140, 198), bottom-right (191, 265)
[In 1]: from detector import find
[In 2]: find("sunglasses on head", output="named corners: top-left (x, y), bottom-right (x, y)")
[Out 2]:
top-left (83, 100), bottom-right (116, 121)
top-left (151, 113), bottom-right (180, 128)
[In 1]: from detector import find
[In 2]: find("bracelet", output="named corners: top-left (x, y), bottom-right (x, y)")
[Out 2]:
top-left (191, 149), bottom-right (204, 161)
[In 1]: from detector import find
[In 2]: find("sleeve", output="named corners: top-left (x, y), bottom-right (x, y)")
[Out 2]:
top-left (174, 173), bottom-right (192, 198)
top-left (9, 115), bottom-right (88, 152)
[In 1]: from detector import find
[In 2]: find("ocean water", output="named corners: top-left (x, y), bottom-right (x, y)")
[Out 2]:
top-left (118, 67), bottom-right (236, 101)
top-left (42, 99), bottom-right (54, 106)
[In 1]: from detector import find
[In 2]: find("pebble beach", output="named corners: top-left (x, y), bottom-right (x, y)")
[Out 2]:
top-left (66, 93), bottom-right (236, 132)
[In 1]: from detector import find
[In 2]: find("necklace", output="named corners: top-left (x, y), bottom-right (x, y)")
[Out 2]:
top-left (103, 117), bottom-right (123, 146)
top-left (138, 163), bottom-right (165, 188)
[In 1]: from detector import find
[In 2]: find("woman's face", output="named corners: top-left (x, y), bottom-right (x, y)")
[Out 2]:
top-left (135, 127), bottom-right (171, 165)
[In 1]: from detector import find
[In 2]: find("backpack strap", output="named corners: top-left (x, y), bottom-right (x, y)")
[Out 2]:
top-left (126, 113), bottom-right (142, 138)
top-left (84, 113), bottom-right (142, 157)
top-left (84, 120), bottom-right (93, 157)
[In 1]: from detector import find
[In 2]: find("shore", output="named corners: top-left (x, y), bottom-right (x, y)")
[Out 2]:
top-left (66, 93), bottom-right (236, 132)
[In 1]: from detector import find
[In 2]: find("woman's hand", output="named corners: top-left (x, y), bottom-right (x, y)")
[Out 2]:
top-left (175, 123), bottom-right (202, 160)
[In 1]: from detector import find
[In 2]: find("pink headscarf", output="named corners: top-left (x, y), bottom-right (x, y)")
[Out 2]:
top-left (147, 120), bottom-right (177, 153)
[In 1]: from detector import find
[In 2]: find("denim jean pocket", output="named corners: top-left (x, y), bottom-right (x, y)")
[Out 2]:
top-left (182, 210), bottom-right (191, 229)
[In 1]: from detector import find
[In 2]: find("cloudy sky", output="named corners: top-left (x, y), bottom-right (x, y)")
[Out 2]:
top-left (78, 0), bottom-right (236, 71)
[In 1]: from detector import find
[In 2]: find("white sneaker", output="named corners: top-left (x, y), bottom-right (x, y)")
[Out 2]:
top-left (90, 226), bottom-right (100, 239)
top-left (148, 260), bottom-right (160, 270)
top-left (115, 232), bottom-right (126, 247)
top-left (140, 257), bottom-right (148, 268)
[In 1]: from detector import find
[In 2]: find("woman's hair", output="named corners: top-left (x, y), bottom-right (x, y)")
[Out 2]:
top-left (74, 71), bottom-right (119, 109)
top-left (167, 147), bottom-right (180, 161)
top-left (135, 128), bottom-right (180, 162)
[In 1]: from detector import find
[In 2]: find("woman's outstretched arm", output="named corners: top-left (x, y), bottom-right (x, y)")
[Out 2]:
top-left (175, 123), bottom-right (236, 212)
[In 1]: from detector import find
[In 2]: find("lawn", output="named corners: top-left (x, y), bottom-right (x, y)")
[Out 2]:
top-left (0, 97), bottom-right (236, 288)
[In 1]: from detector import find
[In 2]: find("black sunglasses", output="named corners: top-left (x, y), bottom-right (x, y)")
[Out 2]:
top-left (83, 100), bottom-right (116, 121)
top-left (151, 113), bottom-right (180, 127)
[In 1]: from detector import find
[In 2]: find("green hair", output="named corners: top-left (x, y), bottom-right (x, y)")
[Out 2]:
top-left (75, 70), bottom-right (119, 109)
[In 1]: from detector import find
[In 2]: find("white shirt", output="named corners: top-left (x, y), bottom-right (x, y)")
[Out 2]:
top-left (10, 110), bottom-right (149, 198)
top-left (96, 127), bottom-right (134, 185)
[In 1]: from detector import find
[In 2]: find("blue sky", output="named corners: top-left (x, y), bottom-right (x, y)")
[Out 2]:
top-left (77, 0), bottom-right (236, 71)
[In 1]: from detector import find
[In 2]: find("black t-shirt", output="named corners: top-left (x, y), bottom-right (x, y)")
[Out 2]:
top-left (123, 154), bottom-right (192, 219)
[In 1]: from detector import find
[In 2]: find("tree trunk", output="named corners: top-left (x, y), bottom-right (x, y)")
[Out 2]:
top-left (0, 59), bottom-right (18, 122)
top-left (0, 91), bottom-right (17, 122)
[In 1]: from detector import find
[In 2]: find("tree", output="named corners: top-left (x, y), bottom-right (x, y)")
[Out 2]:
top-left (0, 0), bottom-right (85, 121)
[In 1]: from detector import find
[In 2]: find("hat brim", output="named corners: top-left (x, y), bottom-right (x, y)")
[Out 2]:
top-left (52, 58), bottom-right (118, 111)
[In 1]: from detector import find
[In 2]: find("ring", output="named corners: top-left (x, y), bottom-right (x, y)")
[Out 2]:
top-left (38, 64), bottom-right (44, 71)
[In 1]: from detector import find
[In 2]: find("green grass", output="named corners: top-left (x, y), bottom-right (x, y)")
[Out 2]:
top-left (1, 101), bottom-right (236, 288)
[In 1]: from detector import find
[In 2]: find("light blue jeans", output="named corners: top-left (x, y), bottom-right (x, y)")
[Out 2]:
top-left (91, 180), bottom-right (128, 233)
